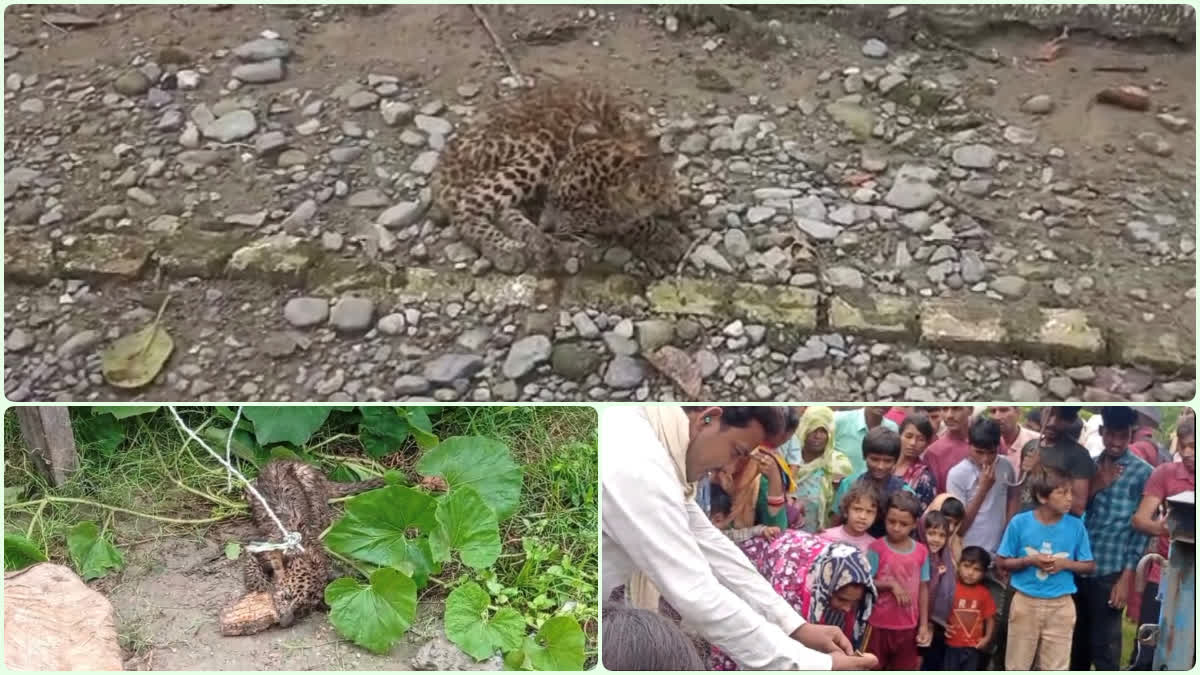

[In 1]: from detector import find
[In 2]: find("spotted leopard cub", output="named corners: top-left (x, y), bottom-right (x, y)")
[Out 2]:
top-left (540, 133), bottom-right (687, 269)
top-left (430, 81), bottom-right (650, 273)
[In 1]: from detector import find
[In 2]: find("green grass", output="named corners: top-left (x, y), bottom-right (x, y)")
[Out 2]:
top-left (3, 405), bottom-right (598, 662)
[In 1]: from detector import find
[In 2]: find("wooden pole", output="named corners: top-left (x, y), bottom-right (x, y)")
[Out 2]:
top-left (15, 407), bottom-right (78, 487)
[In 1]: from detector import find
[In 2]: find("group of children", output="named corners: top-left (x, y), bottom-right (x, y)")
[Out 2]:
top-left (701, 405), bottom-right (1194, 671)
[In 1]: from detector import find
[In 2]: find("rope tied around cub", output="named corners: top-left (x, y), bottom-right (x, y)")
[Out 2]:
top-left (167, 405), bottom-right (305, 553)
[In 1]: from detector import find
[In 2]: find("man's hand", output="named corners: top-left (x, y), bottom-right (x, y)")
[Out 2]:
top-left (979, 459), bottom-right (996, 491)
top-left (1093, 459), bottom-right (1123, 494)
top-left (790, 622), bottom-right (853, 655)
top-left (831, 652), bottom-right (879, 670)
top-left (1109, 570), bottom-right (1132, 610)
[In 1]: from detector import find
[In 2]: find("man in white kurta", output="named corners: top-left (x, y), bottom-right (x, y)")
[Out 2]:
top-left (602, 407), bottom-right (867, 670)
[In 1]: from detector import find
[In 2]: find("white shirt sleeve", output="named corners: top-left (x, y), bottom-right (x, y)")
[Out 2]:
top-left (601, 410), bottom-right (834, 671)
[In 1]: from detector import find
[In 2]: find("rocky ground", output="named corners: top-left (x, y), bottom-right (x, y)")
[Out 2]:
top-left (3, 4), bottom-right (1196, 403)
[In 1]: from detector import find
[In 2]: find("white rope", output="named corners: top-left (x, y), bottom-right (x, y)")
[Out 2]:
top-left (168, 405), bottom-right (304, 553)
top-left (225, 406), bottom-right (243, 492)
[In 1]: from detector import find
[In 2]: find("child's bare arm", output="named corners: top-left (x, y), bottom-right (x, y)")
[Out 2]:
top-left (918, 579), bottom-right (929, 629)
top-left (1063, 557), bottom-right (1096, 575)
top-left (995, 554), bottom-right (1034, 571)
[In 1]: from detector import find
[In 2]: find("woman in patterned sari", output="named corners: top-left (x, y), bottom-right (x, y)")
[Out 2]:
top-left (784, 406), bottom-right (852, 533)
top-left (710, 529), bottom-right (876, 669)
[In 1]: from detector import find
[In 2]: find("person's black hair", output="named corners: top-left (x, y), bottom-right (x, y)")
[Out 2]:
top-left (839, 481), bottom-right (882, 517)
top-left (862, 426), bottom-right (901, 460)
top-left (899, 413), bottom-right (936, 443)
top-left (682, 406), bottom-right (785, 437)
top-left (708, 483), bottom-right (732, 517)
top-left (1100, 406), bottom-right (1139, 432)
top-left (1066, 417), bottom-right (1083, 439)
top-left (1026, 409), bottom-right (1042, 426)
top-left (1030, 467), bottom-right (1071, 503)
top-left (781, 407), bottom-right (801, 437)
top-left (939, 496), bottom-right (965, 521)
top-left (1178, 417), bottom-right (1196, 440)
top-left (960, 546), bottom-right (992, 571)
top-left (601, 604), bottom-right (707, 671)
top-left (967, 416), bottom-right (1002, 452)
top-left (1045, 406), bottom-right (1081, 422)
top-left (922, 510), bottom-right (949, 532)
top-left (885, 490), bottom-right (922, 520)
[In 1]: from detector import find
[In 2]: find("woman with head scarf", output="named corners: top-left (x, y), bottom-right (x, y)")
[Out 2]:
top-left (785, 407), bottom-right (852, 533)
top-left (709, 530), bottom-right (877, 670)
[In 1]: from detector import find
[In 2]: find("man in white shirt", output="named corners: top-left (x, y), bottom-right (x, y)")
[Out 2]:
top-left (602, 405), bottom-right (878, 671)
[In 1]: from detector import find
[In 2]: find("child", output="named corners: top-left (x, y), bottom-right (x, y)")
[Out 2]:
top-left (943, 546), bottom-right (997, 670)
top-left (820, 482), bottom-right (880, 553)
top-left (919, 511), bottom-right (954, 671)
top-left (946, 416), bottom-right (1014, 556)
top-left (924, 494), bottom-right (966, 568)
top-left (833, 426), bottom-right (915, 537)
top-left (996, 469), bottom-right (1095, 670)
top-left (866, 491), bottom-right (931, 670)
top-left (708, 483), bottom-right (781, 543)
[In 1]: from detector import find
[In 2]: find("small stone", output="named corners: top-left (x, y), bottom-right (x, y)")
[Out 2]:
top-left (502, 335), bottom-right (552, 379)
top-left (604, 355), bottom-right (646, 389)
top-left (380, 100), bottom-right (414, 126)
top-left (862, 38), bottom-right (888, 58)
top-left (952, 144), bottom-right (997, 169)
top-left (724, 229), bottom-right (751, 258)
top-left (58, 330), bottom-right (101, 358)
top-left (1156, 113), bottom-right (1191, 133)
top-left (6, 328), bottom-right (34, 352)
top-left (203, 109), bottom-right (257, 142)
top-left (410, 151), bottom-right (439, 175)
top-left (991, 275), bottom-right (1028, 298)
top-left (1008, 380), bottom-right (1041, 401)
top-left (1135, 132), bottom-right (1173, 157)
top-left (348, 189), bottom-right (389, 208)
top-left (378, 201), bottom-right (423, 228)
top-left (424, 354), bottom-right (484, 385)
top-left (414, 114), bottom-right (453, 137)
top-left (394, 375), bottom-right (432, 395)
top-left (377, 313), bottom-right (407, 335)
top-left (824, 266), bottom-right (864, 289)
top-left (1020, 360), bottom-right (1044, 385)
top-left (1020, 94), bottom-right (1054, 114)
top-left (113, 70), bottom-right (152, 96)
top-left (232, 38), bottom-right (290, 62)
top-left (1047, 376), bottom-right (1074, 399)
top-left (884, 177), bottom-right (938, 210)
top-left (232, 59), bottom-right (285, 84)
top-left (284, 297), bottom-right (329, 327)
top-left (1003, 126), bottom-right (1037, 145)
top-left (347, 90), bottom-right (380, 110)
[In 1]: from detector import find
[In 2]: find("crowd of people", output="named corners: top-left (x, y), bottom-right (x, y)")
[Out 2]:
top-left (601, 404), bottom-right (1195, 671)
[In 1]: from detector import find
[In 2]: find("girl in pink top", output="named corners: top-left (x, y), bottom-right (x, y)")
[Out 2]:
top-left (866, 491), bottom-right (931, 670)
top-left (820, 481), bottom-right (880, 554)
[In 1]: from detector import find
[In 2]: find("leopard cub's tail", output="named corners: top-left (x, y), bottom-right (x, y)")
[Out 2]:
top-left (326, 476), bottom-right (387, 499)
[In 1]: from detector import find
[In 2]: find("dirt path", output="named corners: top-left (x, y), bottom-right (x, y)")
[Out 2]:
top-left (3, 4), bottom-right (1195, 403)
top-left (97, 522), bottom-right (497, 671)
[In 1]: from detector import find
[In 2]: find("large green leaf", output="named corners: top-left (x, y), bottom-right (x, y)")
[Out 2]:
top-left (241, 406), bottom-right (333, 446)
top-left (417, 436), bottom-right (523, 521)
top-left (359, 406), bottom-right (411, 458)
top-left (524, 615), bottom-right (586, 671)
top-left (66, 522), bottom-right (124, 580)
top-left (325, 568), bottom-right (417, 654)
top-left (324, 486), bottom-right (438, 585)
top-left (403, 407), bottom-right (439, 449)
top-left (4, 533), bottom-right (47, 571)
top-left (200, 426), bottom-right (266, 467)
top-left (444, 581), bottom-right (525, 660)
top-left (429, 486), bottom-right (501, 569)
top-left (91, 405), bottom-right (160, 419)
top-left (74, 411), bottom-right (125, 456)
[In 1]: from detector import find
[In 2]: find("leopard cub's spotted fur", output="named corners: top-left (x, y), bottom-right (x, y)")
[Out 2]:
top-left (228, 460), bottom-right (385, 632)
top-left (431, 79), bottom-right (685, 273)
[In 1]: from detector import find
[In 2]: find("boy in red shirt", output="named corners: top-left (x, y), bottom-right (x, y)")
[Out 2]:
top-left (944, 546), bottom-right (996, 670)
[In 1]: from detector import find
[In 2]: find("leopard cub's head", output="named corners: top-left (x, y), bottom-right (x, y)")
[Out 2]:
top-left (540, 135), bottom-right (682, 237)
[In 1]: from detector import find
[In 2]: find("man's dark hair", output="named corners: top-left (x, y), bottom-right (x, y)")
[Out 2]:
top-left (885, 490), bottom-right (922, 520)
top-left (1066, 417), bottom-right (1084, 440)
top-left (899, 413), bottom-right (936, 442)
top-left (1046, 406), bottom-right (1081, 423)
top-left (839, 481), bottom-right (882, 517)
top-left (863, 426), bottom-right (901, 460)
top-left (967, 416), bottom-right (1002, 452)
top-left (708, 483), bottom-right (733, 518)
top-left (682, 406), bottom-right (785, 437)
top-left (602, 604), bottom-right (707, 671)
top-left (939, 496), bottom-right (965, 520)
top-left (961, 546), bottom-right (992, 571)
top-left (1100, 406), bottom-right (1139, 433)
top-left (1030, 467), bottom-right (1071, 503)
top-left (1026, 409), bottom-right (1042, 426)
